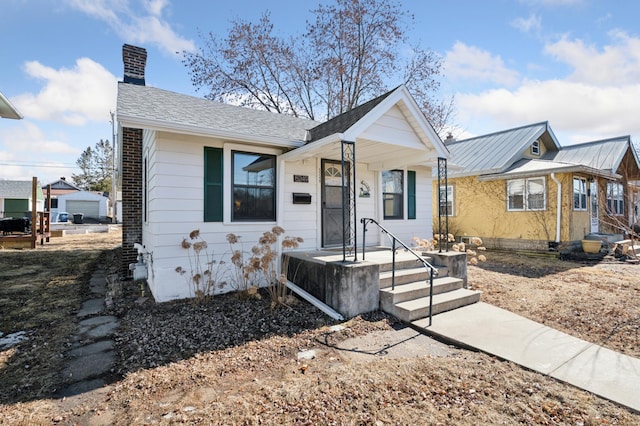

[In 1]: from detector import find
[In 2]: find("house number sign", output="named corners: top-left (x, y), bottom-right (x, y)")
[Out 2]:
top-left (294, 175), bottom-right (309, 183)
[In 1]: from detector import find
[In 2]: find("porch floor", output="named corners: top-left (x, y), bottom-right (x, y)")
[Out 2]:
top-left (289, 246), bottom-right (431, 265)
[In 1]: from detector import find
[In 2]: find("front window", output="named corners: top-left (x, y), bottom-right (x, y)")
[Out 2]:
top-left (382, 170), bottom-right (403, 219)
top-left (573, 178), bottom-right (587, 211)
top-left (507, 177), bottom-right (546, 211)
top-left (232, 151), bottom-right (276, 221)
top-left (439, 185), bottom-right (455, 216)
top-left (606, 182), bottom-right (624, 216)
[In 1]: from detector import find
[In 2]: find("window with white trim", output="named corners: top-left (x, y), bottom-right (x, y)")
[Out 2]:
top-left (382, 170), bottom-right (404, 219)
top-left (606, 182), bottom-right (624, 215)
top-left (573, 177), bottom-right (587, 211)
top-left (231, 151), bottom-right (276, 221)
top-left (507, 177), bottom-right (546, 211)
top-left (439, 185), bottom-right (455, 216)
top-left (531, 139), bottom-right (540, 156)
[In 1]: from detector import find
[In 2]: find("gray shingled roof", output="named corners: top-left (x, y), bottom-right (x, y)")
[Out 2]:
top-left (0, 180), bottom-right (43, 199)
top-left (117, 83), bottom-right (321, 143)
top-left (307, 87), bottom-right (398, 142)
top-left (446, 122), bottom-right (553, 177)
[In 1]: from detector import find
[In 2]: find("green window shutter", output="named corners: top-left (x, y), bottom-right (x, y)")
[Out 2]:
top-left (407, 170), bottom-right (416, 220)
top-left (204, 147), bottom-right (223, 222)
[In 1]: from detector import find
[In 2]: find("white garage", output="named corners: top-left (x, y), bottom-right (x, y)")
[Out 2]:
top-left (66, 200), bottom-right (100, 218)
top-left (55, 191), bottom-right (108, 221)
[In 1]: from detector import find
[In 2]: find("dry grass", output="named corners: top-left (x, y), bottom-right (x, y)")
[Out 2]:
top-left (1, 236), bottom-right (639, 425)
top-left (468, 251), bottom-right (640, 358)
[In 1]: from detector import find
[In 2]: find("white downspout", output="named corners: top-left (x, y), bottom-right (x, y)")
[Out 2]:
top-left (550, 173), bottom-right (561, 242)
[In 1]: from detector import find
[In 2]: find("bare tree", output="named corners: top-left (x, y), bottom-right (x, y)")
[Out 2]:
top-left (183, 0), bottom-right (452, 131)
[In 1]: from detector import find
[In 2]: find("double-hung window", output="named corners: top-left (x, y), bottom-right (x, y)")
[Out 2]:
top-left (507, 177), bottom-right (546, 211)
top-left (382, 170), bottom-right (404, 219)
top-left (606, 182), bottom-right (624, 215)
top-left (439, 185), bottom-right (455, 216)
top-left (573, 178), bottom-right (587, 211)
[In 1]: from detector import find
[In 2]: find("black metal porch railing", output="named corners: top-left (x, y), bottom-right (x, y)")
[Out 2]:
top-left (360, 217), bottom-right (438, 326)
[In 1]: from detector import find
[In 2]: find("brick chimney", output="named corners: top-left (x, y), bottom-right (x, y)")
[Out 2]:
top-left (122, 44), bottom-right (147, 85)
top-left (120, 44), bottom-right (146, 277)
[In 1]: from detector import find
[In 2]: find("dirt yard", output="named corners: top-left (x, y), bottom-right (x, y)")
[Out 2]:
top-left (1, 232), bottom-right (639, 425)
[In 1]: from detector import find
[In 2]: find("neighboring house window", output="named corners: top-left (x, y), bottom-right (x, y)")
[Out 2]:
top-left (204, 147), bottom-right (223, 222)
top-left (439, 185), bottom-right (455, 216)
top-left (606, 182), bottom-right (624, 215)
top-left (50, 198), bottom-right (58, 209)
top-left (507, 177), bottom-right (546, 211)
top-left (382, 170), bottom-right (403, 219)
top-left (232, 151), bottom-right (276, 221)
top-left (573, 178), bottom-right (587, 211)
top-left (531, 139), bottom-right (540, 156)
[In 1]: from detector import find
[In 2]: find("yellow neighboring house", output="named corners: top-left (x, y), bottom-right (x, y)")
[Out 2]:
top-left (435, 122), bottom-right (640, 250)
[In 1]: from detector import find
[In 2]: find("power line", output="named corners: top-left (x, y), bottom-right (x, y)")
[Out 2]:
top-left (0, 162), bottom-right (81, 169)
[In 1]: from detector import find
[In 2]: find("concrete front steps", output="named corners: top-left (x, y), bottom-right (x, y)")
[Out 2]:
top-left (379, 263), bottom-right (481, 322)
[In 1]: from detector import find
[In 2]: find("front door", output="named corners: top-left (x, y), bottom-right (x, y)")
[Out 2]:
top-left (590, 180), bottom-right (599, 233)
top-left (321, 159), bottom-right (349, 247)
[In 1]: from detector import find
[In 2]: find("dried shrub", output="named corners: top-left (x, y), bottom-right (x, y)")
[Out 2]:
top-left (176, 230), bottom-right (227, 304)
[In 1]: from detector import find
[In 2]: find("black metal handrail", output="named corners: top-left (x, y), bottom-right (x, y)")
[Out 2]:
top-left (360, 217), bottom-right (438, 326)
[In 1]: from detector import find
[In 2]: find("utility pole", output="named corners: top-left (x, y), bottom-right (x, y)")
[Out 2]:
top-left (110, 111), bottom-right (118, 224)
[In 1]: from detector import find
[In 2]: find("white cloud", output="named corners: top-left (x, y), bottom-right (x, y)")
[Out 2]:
top-left (11, 58), bottom-right (116, 126)
top-left (66, 0), bottom-right (195, 55)
top-left (457, 80), bottom-right (640, 140)
top-left (544, 31), bottom-right (640, 85)
top-left (444, 42), bottom-right (520, 87)
top-left (510, 14), bottom-right (541, 34)
top-left (452, 30), bottom-right (640, 144)
top-left (1, 122), bottom-right (78, 154)
top-left (0, 122), bottom-right (78, 181)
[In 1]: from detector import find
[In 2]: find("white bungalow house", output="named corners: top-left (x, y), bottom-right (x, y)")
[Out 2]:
top-left (116, 45), bottom-right (452, 308)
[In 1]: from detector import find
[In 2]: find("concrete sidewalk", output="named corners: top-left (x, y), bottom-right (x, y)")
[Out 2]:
top-left (414, 302), bottom-right (640, 413)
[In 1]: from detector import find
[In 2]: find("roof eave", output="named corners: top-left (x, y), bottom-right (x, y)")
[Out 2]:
top-left (477, 165), bottom-right (621, 182)
top-left (0, 91), bottom-right (23, 120)
top-left (279, 133), bottom-right (344, 161)
top-left (117, 114), bottom-right (305, 149)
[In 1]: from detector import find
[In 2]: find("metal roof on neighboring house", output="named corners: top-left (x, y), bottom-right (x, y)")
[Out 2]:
top-left (446, 122), bottom-right (557, 178)
top-left (0, 180), bottom-right (43, 199)
top-left (544, 135), bottom-right (634, 174)
top-left (478, 158), bottom-right (609, 181)
top-left (0, 90), bottom-right (22, 120)
top-left (117, 83), bottom-right (321, 145)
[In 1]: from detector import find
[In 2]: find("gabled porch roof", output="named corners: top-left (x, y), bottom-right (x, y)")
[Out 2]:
top-left (280, 85), bottom-right (450, 170)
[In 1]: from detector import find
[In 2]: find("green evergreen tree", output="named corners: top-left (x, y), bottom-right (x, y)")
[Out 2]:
top-left (72, 139), bottom-right (113, 192)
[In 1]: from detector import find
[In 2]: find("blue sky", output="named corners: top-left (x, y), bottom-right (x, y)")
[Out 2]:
top-left (2, 0), bottom-right (640, 183)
